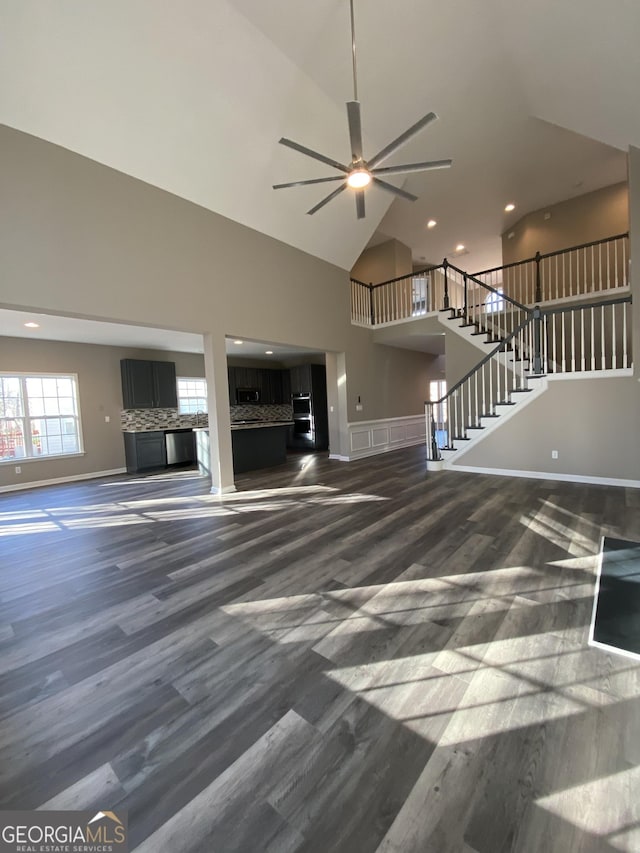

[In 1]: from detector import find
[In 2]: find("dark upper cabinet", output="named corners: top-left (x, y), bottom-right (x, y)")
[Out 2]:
top-left (281, 369), bottom-right (291, 404)
top-left (228, 366), bottom-right (289, 404)
top-left (153, 361), bottom-right (179, 408)
top-left (121, 359), bottom-right (177, 409)
top-left (260, 369), bottom-right (284, 405)
top-left (289, 364), bottom-right (312, 396)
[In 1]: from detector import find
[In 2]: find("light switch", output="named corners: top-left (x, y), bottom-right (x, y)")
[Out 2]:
top-left (105, 415), bottom-right (110, 423)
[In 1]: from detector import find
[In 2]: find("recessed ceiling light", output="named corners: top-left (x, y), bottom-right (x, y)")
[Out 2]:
top-left (455, 244), bottom-right (465, 252)
top-left (265, 350), bottom-right (273, 355)
top-left (504, 203), bottom-right (515, 212)
top-left (233, 340), bottom-right (243, 345)
top-left (24, 322), bottom-right (40, 328)
top-left (427, 219), bottom-right (437, 229)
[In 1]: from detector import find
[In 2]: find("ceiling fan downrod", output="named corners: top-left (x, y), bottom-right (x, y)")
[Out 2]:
top-left (272, 0), bottom-right (453, 219)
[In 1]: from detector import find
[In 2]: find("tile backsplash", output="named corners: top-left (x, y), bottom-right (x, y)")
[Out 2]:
top-left (121, 403), bottom-right (292, 431)
top-left (230, 404), bottom-right (292, 422)
top-left (120, 409), bottom-right (208, 431)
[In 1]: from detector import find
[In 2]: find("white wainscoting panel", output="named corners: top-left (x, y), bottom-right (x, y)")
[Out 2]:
top-left (347, 415), bottom-right (426, 460)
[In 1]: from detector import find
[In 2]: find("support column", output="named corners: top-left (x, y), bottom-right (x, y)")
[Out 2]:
top-left (335, 352), bottom-right (350, 460)
top-left (203, 332), bottom-right (236, 494)
top-left (326, 351), bottom-right (349, 460)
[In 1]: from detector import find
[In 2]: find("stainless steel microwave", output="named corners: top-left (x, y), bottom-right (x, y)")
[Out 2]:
top-left (236, 388), bottom-right (261, 404)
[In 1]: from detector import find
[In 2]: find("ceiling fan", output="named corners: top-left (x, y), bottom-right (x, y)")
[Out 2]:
top-left (273, 0), bottom-right (452, 219)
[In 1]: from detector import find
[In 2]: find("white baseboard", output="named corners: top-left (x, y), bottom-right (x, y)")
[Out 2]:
top-left (444, 463), bottom-right (640, 489)
top-left (328, 454), bottom-right (350, 462)
top-left (0, 467), bottom-right (127, 494)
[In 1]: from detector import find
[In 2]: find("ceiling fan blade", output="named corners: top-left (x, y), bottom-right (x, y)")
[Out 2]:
top-left (367, 112), bottom-right (438, 170)
top-left (346, 101), bottom-right (363, 162)
top-left (372, 159), bottom-right (452, 177)
top-left (355, 189), bottom-right (365, 219)
top-left (273, 176), bottom-right (346, 190)
top-left (307, 183), bottom-right (347, 215)
top-left (372, 177), bottom-right (418, 202)
top-left (279, 138), bottom-right (349, 174)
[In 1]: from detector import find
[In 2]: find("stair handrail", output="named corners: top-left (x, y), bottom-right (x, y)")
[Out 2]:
top-left (447, 262), bottom-right (530, 314)
top-left (433, 312), bottom-right (535, 407)
top-left (427, 311), bottom-right (536, 461)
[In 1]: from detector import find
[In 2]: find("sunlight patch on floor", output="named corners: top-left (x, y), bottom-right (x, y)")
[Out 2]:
top-left (0, 485), bottom-right (388, 535)
top-left (536, 765), bottom-right (640, 842)
top-left (520, 500), bottom-right (598, 556)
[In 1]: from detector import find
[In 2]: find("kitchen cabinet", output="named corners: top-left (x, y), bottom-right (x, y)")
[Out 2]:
top-left (289, 364), bottom-right (312, 396)
top-left (228, 366), bottom-right (289, 404)
top-left (231, 424), bottom-right (288, 473)
top-left (123, 431), bottom-right (167, 472)
top-left (121, 359), bottom-right (177, 409)
top-left (260, 369), bottom-right (285, 404)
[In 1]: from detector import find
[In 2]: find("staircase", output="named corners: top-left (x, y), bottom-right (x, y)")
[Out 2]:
top-left (350, 232), bottom-right (633, 471)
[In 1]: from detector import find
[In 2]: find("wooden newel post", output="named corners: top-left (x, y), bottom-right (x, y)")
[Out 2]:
top-left (443, 259), bottom-right (450, 310)
top-left (535, 252), bottom-right (542, 303)
top-left (533, 305), bottom-right (543, 374)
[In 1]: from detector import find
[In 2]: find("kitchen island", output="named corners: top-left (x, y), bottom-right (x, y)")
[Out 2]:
top-left (195, 421), bottom-right (293, 475)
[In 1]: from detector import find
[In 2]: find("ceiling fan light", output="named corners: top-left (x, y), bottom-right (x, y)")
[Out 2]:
top-left (347, 169), bottom-right (371, 189)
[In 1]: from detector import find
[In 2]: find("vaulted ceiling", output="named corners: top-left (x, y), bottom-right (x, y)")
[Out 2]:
top-left (0, 0), bottom-right (635, 273)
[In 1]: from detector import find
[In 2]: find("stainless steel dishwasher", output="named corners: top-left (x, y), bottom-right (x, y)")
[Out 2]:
top-left (165, 429), bottom-right (196, 466)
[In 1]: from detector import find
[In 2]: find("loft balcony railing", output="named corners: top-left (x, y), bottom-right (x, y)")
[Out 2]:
top-left (351, 232), bottom-right (630, 328)
top-left (350, 261), bottom-right (467, 327)
top-left (473, 233), bottom-right (629, 306)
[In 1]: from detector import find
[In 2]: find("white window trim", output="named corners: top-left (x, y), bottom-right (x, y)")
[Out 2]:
top-left (0, 371), bottom-right (84, 463)
top-left (176, 376), bottom-right (208, 414)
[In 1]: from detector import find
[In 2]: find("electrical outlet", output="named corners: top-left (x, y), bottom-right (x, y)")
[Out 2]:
top-left (104, 415), bottom-right (110, 423)
top-left (15, 466), bottom-right (21, 474)
top-left (551, 450), bottom-right (558, 459)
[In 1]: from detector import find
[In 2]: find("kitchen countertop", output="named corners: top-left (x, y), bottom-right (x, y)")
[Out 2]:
top-left (231, 420), bottom-right (293, 431)
top-left (122, 426), bottom-right (203, 433)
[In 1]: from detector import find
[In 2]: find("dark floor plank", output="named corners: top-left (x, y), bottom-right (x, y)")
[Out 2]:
top-left (0, 448), bottom-right (638, 852)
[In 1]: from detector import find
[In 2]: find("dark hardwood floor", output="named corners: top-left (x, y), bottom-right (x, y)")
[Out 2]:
top-left (1, 447), bottom-right (639, 852)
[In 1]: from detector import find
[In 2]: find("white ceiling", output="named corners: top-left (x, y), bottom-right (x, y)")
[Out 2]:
top-left (0, 308), bottom-right (321, 359)
top-left (0, 0), bottom-right (635, 276)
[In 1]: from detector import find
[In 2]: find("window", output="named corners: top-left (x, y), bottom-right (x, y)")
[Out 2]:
top-left (177, 377), bottom-right (207, 414)
top-left (429, 379), bottom-right (448, 449)
top-left (485, 287), bottom-right (505, 314)
top-left (412, 275), bottom-right (428, 316)
top-left (0, 374), bottom-right (82, 462)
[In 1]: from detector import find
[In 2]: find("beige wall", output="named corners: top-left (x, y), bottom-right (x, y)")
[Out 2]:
top-left (341, 344), bottom-right (439, 420)
top-left (501, 182), bottom-right (629, 265)
top-left (0, 337), bottom-right (205, 488)
top-left (350, 238), bottom-right (413, 284)
top-left (452, 375), bottom-right (640, 482)
top-left (0, 126), bottom-right (436, 487)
